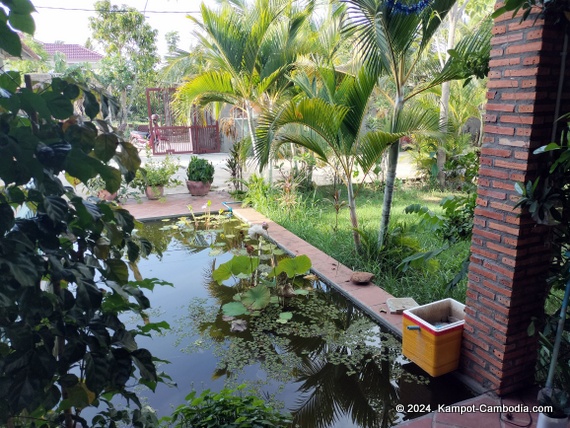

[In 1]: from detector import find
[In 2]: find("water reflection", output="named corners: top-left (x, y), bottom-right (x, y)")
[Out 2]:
top-left (181, 267), bottom-right (406, 428)
top-left (136, 217), bottom-right (453, 428)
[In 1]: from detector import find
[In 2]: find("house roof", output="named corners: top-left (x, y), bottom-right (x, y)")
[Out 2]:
top-left (0, 42), bottom-right (40, 61)
top-left (42, 43), bottom-right (103, 62)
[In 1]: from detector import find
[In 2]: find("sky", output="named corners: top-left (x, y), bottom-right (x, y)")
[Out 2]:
top-left (31, 0), bottom-right (211, 59)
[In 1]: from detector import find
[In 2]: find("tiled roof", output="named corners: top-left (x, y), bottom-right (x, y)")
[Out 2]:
top-left (42, 43), bottom-right (103, 62)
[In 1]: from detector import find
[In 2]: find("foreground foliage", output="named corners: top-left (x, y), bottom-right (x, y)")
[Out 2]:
top-left (0, 4), bottom-right (168, 425)
top-left (164, 385), bottom-right (292, 428)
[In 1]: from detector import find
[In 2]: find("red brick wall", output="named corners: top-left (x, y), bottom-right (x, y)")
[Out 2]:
top-left (462, 6), bottom-right (570, 395)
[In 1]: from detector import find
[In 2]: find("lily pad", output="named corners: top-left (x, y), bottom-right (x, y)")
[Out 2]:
top-left (275, 255), bottom-right (311, 278)
top-left (222, 302), bottom-right (249, 316)
top-left (241, 284), bottom-right (271, 310)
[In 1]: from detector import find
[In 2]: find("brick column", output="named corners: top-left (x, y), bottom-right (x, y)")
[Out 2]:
top-left (461, 7), bottom-right (570, 395)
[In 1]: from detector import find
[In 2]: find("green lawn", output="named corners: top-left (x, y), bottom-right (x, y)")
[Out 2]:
top-left (246, 181), bottom-right (470, 305)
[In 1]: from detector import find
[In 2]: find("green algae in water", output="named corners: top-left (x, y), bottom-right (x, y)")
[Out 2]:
top-left (134, 215), bottom-right (469, 428)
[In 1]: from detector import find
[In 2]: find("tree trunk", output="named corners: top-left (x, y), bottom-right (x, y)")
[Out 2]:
top-left (346, 177), bottom-right (362, 252)
top-left (438, 2), bottom-right (461, 187)
top-left (378, 142), bottom-right (399, 248)
top-left (245, 102), bottom-right (272, 183)
top-left (120, 88), bottom-right (128, 127)
top-left (437, 80), bottom-right (450, 187)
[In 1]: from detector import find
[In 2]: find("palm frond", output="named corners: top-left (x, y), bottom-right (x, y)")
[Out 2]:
top-left (425, 15), bottom-right (493, 89)
top-left (194, 3), bottom-right (248, 78)
top-left (176, 71), bottom-right (239, 107)
top-left (255, 98), bottom-right (350, 168)
top-left (340, 65), bottom-right (378, 149)
top-left (356, 130), bottom-right (403, 173)
top-left (393, 102), bottom-right (442, 137)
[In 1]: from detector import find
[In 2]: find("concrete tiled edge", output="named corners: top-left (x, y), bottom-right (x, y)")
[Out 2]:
top-left (232, 207), bottom-right (404, 337)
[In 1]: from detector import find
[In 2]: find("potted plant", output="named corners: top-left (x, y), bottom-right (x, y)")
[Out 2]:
top-left (537, 387), bottom-right (570, 427)
top-left (133, 154), bottom-right (181, 200)
top-left (186, 156), bottom-right (214, 196)
top-left (86, 176), bottom-right (117, 201)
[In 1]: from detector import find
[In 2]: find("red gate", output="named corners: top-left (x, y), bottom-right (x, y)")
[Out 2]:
top-left (146, 88), bottom-right (221, 155)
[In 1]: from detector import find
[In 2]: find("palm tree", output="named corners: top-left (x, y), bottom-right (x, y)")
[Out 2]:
top-left (175, 0), bottom-right (314, 159)
top-left (343, 0), bottom-right (491, 248)
top-left (255, 62), bottom-right (439, 251)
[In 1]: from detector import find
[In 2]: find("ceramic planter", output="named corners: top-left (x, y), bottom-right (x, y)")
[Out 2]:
top-left (186, 180), bottom-right (212, 196)
top-left (145, 185), bottom-right (164, 200)
top-left (536, 413), bottom-right (569, 428)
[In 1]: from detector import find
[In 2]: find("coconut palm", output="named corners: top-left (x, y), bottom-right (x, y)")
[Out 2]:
top-left (175, 0), bottom-right (314, 157)
top-left (255, 62), bottom-right (439, 251)
top-left (343, 0), bottom-right (491, 247)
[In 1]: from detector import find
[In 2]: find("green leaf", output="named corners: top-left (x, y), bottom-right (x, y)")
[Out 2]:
top-left (222, 301), bottom-right (249, 316)
top-left (42, 91), bottom-right (74, 119)
top-left (76, 279), bottom-right (103, 309)
top-left (275, 255), bottom-right (311, 278)
top-left (63, 84), bottom-right (80, 100)
top-left (0, 20), bottom-right (22, 56)
top-left (64, 147), bottom-right (100, 183)
top-left (140, 320), bottom-right (170, 334)
top-left (106, 259), bottom-right (129, 284)
top-left (94, 133), bottom-right (119, 162)
top-left (83, 91), bottom-right (100, 119)
top-left (212, 255), bottom-right (260, 284)
top-left (0, 203), bottom-right (15, 235)
top-left (0, 88), bottom-right (20, 113)
top-left (0, 71), bottom-right (21, 93)
top-left (8, 11), bottom-right (35, 34)
top-left (514, 182), bottom-right (524, 196)
top-left (85, 353), bottom-right (108, 395)
top-left (8, 0), bottom-right (36, 14)
top-left (43, 195), bottom-right (68, 223)
top-left (131, 349), bottom-right (157, 383)
top-left (279, 311), bottom-right (293, 321)
top-left (97, 165), bottom-right (122, 193)
top-left (19, 90), bottom-right (51, 119)
top-left (241, 284), bottom-right (271, 310)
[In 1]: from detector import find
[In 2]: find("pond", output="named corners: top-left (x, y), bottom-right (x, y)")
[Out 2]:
top-left (127, 213), bottom-right (472, 427)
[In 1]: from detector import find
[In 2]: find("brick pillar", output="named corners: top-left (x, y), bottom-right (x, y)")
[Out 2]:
top-left (461, 7), bottom-right (570, 395)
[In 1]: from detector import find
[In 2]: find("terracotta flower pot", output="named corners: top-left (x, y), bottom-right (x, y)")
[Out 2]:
top-left (145, 185), bottom-right (164, 200)
top-left (97, 190), bottom-right (117, 201)
top-left (186, 180), bottom-right (212, 196)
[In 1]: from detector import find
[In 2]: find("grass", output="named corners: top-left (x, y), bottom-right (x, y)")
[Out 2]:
top-left (244, 179), bottom-right (470, 305)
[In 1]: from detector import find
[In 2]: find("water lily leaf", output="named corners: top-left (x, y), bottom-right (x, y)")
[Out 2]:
top-left (222, 302), bottom-right (249, 316)
top-left (212, 255), bottom-right (259, 284)
top-left (277, 312), bottom-right (293, 324)
top-left (294, 289), bottom-right (309, 295)
top-left (275, 255), bottom-right (312, 278)
top-left (241, 284), bottom-right (271, 310)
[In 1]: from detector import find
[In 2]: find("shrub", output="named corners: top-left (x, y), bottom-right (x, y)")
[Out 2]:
top-left (132, 152), bottom-right (181, 191)
top-left (187, 156), bottom-right (215, 183)
top-left (164, 385), bottom-right (292, 427)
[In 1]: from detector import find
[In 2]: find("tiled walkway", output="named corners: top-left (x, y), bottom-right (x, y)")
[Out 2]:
top-left (120, 191), bottom-right (549, 428)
